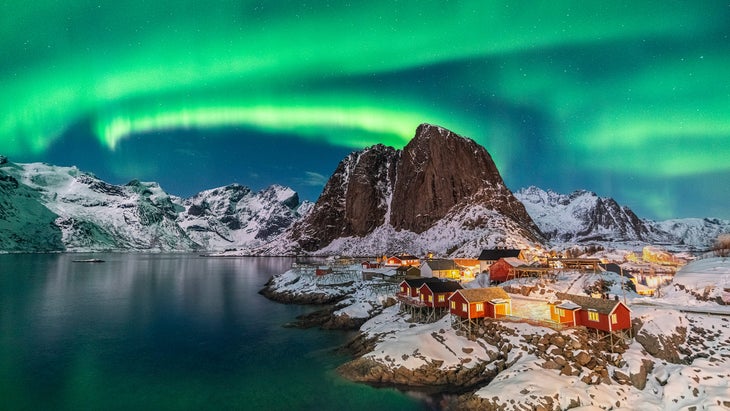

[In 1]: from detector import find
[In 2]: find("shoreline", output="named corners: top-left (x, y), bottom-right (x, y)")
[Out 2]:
top-left (259, 264), bottom-right (730, 410)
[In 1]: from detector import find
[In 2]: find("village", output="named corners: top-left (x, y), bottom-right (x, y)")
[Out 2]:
top-left (263, 245), bottom-right (730, 410)
top-left (301, 246), bottom-right (686, 348)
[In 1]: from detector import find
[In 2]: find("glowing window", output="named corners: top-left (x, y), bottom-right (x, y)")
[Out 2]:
top-left (588, 311), bottom-right (599, 322)
top-left (438, 295), bottom-right (445, 303)
top-left (428, 295), bottom-right (433, 303)
top-left (556, 308), bottom-right (565, 317)
top-left (475, 303), bottom-right (484, 312)
top-left (450, 301), bottom-right (456, 309)
top-left (611, 314), bottom-right (618, 324)
top-left (462, 303), bottom-right (468, 312)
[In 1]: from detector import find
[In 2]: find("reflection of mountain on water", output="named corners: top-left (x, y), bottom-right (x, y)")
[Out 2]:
top-left (33, 254), bottom-right (295, 344)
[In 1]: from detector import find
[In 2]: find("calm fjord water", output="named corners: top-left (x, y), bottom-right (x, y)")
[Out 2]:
top-left (0, 253), bottom-right (429, 410)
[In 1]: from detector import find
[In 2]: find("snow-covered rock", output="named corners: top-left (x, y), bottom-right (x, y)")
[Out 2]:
top-left (177, 183), bottom-right (309, 251)
top-left (1, 161), bottom-right (197, 251)
top-left (515, 186), bottom-right (730, 249)
top-left (0, 159), bottom-right (308, 252)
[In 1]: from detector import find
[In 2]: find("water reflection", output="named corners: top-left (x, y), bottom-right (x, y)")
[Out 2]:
top-left (0, 254), bottom-right (428, 410)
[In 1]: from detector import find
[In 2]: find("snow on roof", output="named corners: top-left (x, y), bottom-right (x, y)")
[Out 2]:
top-left (453, 287), bottom-right (509, 303)
top-left (501, 257), bottom-right (525, 267)
top-left (556, 300), bottom-right (581, 310)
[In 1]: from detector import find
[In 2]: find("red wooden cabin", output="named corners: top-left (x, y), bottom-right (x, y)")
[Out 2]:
top-left (417, 281), bottom-right (462, 308)
top-left (449, 287), bottom-right (511, 319)
top-left (548, 300), bottom-right (581, 326)
top-left (386, 254), bottom-right (420, 267)
top-left (488, 257), bottom-right (524, 283)
top-left (397, 278), bottom-right (440, 298)
top-left (554, 292), bottom-right (632, 332)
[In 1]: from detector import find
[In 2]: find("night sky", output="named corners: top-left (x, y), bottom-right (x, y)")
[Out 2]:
top-left (2, 1), bottom-right (729, 220)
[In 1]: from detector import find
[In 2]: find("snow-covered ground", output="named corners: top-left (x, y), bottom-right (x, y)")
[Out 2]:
top-left (267, 257), bottom-right (730, 410)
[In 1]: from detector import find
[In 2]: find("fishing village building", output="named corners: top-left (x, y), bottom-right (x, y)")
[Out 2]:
top-left (549, 292), bottom-right (632, 349)
top-left (478, 249), bottom-right (525, 273)
top-left (421, 259), bottom-right (460, 279)
top-left (449, 287), bottom-right (512, 334)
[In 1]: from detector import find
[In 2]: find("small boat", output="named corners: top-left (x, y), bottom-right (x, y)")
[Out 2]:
top-left (72, 258), bottom-right (105, 263)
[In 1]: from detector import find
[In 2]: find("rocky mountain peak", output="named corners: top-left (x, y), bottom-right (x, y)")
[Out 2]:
top-left (286, 143), bottom-right (400, 251)
top-left (273, 124), bottom-right (543, 254)
top-left (390, 123), bottom-right (512, 233)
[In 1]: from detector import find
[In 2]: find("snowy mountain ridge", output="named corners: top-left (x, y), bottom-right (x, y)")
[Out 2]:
top-left (0, 158), bottom-right (309, 252)
top-left (515, 186), bottom-right (730, 249)
top-left (2, 143), bottom-right (728, 253)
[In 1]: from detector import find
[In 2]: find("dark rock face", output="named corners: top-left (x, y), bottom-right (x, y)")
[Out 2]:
top-left (390, 124), bottom-right (515, 233)
top-left (288, 144), bottom-right (399, 251)
top-left (288, 123), bottom-right (542, 251)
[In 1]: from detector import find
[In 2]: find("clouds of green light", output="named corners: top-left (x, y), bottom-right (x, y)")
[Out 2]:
top-left (2, 1), bottom-right (726, 155)
top-left (1, 1), bottom-right (729, 219)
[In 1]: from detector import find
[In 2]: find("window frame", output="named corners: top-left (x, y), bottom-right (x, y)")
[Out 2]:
top-left (588, 310), bottom-right (600, 322)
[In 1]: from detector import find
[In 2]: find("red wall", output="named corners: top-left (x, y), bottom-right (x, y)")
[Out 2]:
top-left (419, 285), bottom-right (453, 308)
top-left (575, 303), bottom-right (631, 332)
top-left (489, 259), bottom-right (513, 283)
top-left (449, 292), bottom-right (487, 319)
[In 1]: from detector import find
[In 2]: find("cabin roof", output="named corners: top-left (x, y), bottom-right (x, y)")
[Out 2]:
top-left (453, 287), bottom-right (510, 303)
top-left (395, 265), bottom-right (420, 274)
top-left (422, 259), bottom-right (458, 271)
top-left (391, 254), bottom-right (419, 260)
top-left (478, 249), bottom-right (522, 261)
top-left (556, 300), bottom-right (581, 310)
top-left (555, 292), bottom-right (629, 315)
top-left (401, 277), bottom-right (440, 287)
top-left (420, 280), bottom-right (463, 293)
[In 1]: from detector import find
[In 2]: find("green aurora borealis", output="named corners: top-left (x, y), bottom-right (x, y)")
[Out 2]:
top-left (2, 1), bottom-right (729, 219)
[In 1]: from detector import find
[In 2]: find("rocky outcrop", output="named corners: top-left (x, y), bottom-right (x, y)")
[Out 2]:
top-left (390, 124), bottom-right (530, 234)
top-left (285, 144), bottom-right (398, 251)
top-left (258, 280), bottom-right (347, 305)
top-left (270, 123), bottom-right (544, 254)
top-left (634, 317), bottom-right (688, 363)
top-left (339, 321), bottom-right (520, 394)
top-left (283, 305), bottom-right (369, 330)
top-left (338, 356), bottom-right (499, 393)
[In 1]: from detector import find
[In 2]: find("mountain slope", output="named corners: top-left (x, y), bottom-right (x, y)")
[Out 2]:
top-left (261, 123), bottom-right (544, 256)
top-left (515, 186), bottom-right (730, 248)
top-left (176, 183), bottom-right (310, 250)
top-left (0, 157), bottom-right (309, 252)
top-left (0, 157), bottom-right (64, 251)
top-left (0, 160), bottom-right (199, 251)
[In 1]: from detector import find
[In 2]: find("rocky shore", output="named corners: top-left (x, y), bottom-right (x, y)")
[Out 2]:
top-left (260, 267), bottom-right (730, 410)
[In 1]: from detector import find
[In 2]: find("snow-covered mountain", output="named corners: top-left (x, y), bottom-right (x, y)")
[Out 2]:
top-left (0, 159), bottom-right (197, 251)
top-left (0, 156), bottom-right (309, 252)
top-left (259, 123), bottom-right (545, 257)
top-left (3, 128), bottom-right (727, 254)
top-left (176, 183), bottom-right (311, 250)
top-left (514, 186), bottom-right (729, 249)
